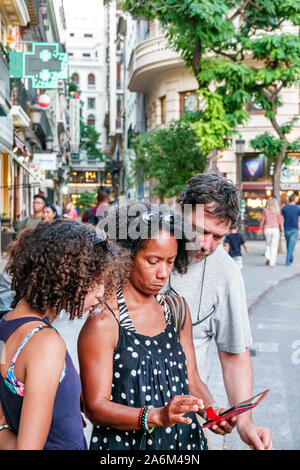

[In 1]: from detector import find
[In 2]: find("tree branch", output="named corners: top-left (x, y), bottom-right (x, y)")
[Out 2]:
top-left (229, 0), bottom-right (264, 22)
top-left (191, 41), bottom-right (203, 86)
top-left (229, 0), bottom-right (251, 22)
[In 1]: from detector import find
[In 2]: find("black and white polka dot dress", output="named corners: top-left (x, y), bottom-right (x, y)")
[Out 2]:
top-left (89, 287), bottom-right (208, 451)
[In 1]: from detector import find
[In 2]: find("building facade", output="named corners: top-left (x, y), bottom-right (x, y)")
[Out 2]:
top-left (65, 0), bottom-right (107, 205)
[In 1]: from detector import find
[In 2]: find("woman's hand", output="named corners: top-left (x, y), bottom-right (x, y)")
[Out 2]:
top-left (206, 406), bottom-right (237, 435)
top-left (148, 395), bottom-right (204, 428)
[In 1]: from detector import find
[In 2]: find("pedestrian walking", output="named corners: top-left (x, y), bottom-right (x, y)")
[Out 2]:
top-left (82, 186), bottom-right (111, 226)
top-left (63, 202), bottom-right (78, 220)
top-left (0, 219), bottom-right (124, 450)
top-left (281, 194), bottom-right (300, 266)
top-left (224, 225), bottom-right (248, 269)
top-left (54, 204), bottom-right (62, 218)
top-left (14, 194), bottom-right (46, 236)
top-left (78, 203), bottom-right (235, 451)
top-left (257, 197), bottom-right (282, 266)
top-left (42, 203), bottom-right (58, 221)
top-left (162, 173), bottom-right (274, 450)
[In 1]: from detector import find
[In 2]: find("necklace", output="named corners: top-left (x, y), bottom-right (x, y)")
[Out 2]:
top-left (167, 258), bottom-right (214, 326)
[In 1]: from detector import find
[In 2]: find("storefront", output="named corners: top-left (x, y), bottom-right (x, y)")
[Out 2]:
top-left (239, 153), bottom-right (300, 240)
top-left (0, 113), bottom-right (14, 252)
top-left (280, 152), bottom-right (300, 204)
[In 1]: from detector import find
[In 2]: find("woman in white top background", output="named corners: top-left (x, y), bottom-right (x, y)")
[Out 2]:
top-left (258, 197), bottom-right (283, 266)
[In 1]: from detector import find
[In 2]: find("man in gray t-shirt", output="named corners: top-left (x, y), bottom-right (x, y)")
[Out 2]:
top-left (165, 244), bottom-right (252, 383)
top-left (164, 173), bottom-right (273, 450)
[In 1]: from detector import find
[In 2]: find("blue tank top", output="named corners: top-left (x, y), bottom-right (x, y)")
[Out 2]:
top-left (0, 315), bottom-right (87, 450)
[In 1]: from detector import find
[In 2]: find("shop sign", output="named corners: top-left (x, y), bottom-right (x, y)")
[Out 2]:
top-left (44, 179), bottom-right (55, 188)
top-left (242, 154), bottom-right (270, 181)
top-left (245, 159), bottom-right (262, 177)
top-left (246, 198), bottom-right (267, 209)
top-left (33, 153), bottom-right (57, 171)
top-left (69, 98), bottom-right (80, 153)
top-left (281, 183), bottom-right (300, 190)
top-left (281, 155), bottom-right (300, 186)
top-left (9, 43), bottom-right (69, 89)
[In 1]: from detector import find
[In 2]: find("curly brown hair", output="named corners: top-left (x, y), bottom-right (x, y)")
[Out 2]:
top-left (5, 219), bottom-right (128, 319)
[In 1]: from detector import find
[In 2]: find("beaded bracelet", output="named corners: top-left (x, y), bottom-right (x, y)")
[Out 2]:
top-left (139, 405), bottom-right (146, 430)
top-left (140, 405), bottom-right (155, 434)
top-left (0, 425), bottom-right (11, 432)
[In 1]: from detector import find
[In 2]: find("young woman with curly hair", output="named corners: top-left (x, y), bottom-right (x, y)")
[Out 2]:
top-left (0, 219), bottom-right (125, 450)
top-left (78, 203), bottom-right (235, 451)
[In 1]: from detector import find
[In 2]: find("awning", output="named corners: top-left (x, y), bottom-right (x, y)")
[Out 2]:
top-left (1, 142), bottom-right (43, 183)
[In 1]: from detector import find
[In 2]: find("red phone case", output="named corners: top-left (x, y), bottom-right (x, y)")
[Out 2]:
top-left (202, 389), bottom-right (270, 429)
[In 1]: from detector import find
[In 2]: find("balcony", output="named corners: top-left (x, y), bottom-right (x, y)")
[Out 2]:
top-left (2, 0), bottom-right (30, 26)
top-left (31, 105), bottom-right (52, 148)
top-left (23, 0), bottom-right (47, 42)
top-left (10, 79), bottom-right (31, 127)
top-left (128, 35), bottom-right (184, 93)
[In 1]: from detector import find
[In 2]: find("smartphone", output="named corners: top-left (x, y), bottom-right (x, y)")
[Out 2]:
top-left (202, 389), bottom-right (270, 428)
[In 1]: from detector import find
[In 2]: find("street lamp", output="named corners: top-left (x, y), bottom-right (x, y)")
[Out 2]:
top-left (235, 137), bottom-right (245, 189)
top-left (235, 136), bottom-right (245, 156)
top-left (235, 137), bottom-right (246, 236)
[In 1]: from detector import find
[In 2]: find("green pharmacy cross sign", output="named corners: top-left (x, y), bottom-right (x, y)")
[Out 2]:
top-left (9, 42), bottom-right (68, 89)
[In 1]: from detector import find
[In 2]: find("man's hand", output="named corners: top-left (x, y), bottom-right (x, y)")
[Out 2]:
top-left (207, 406), bottom-right (237, 435)
top-left (238, 421), bottom-right (274, 450)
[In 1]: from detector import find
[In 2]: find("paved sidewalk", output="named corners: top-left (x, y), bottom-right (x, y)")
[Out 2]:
top-left (207, 239), bottom-right (300, 450)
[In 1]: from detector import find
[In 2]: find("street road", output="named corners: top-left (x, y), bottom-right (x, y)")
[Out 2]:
top-left (225, 277), bottom-right (300, 450)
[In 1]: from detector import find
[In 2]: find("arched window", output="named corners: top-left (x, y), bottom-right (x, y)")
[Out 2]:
top-left (88, 73), bottom-right (95, 87)
top-left (71, 72), bottom-right (79, 84)
top-left (87, 114), bottom-right (95, 128)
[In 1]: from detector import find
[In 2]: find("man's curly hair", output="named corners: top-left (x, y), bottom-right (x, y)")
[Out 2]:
top-left (5, 219), bottom-right (128, 319)
top-left (178, 173), bottom-right (240, 227)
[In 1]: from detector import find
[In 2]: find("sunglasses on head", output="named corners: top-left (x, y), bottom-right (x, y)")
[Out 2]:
top-left (140, 210), bottom-right (182, 225)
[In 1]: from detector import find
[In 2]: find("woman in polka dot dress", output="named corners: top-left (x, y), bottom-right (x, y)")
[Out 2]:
top-left (78, 203), bottom-right (235, 450)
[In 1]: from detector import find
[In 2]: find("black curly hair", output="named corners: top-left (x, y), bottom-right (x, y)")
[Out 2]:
top-left (5, 219), bottom-right (127, 319)
top-left (105, 201), bottom-right (190, 275)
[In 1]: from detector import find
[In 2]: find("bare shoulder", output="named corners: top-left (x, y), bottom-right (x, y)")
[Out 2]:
top-left (28, 326), bottom-right (66, 357)
top-left (78, 303), bottom-right (119, 349)
top-left (23, 326), bottom-right (66, 379)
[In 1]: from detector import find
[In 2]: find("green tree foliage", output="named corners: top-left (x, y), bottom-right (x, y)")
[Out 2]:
top-left (77, 191), bottom-right (97, 216)
top-left (130, 119), bottom-right (206, 198)
top-left (80, 121), bottom-right (104, 161)
top-left (116, 0), bottom-right (300, 200)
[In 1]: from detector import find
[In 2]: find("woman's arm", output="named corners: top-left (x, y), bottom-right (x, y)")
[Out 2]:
top-left (278, 211), bottom-right (283, 232)
top-left (0, 403), bottom-right (17, 450)
top-left (16, 330), bottom-right (66, 449)
top-left (78, 309), bottom-right (203, 430)
top-left (258, 210), bottom-right (266, 235)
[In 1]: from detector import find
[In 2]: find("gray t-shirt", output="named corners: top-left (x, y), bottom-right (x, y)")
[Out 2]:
top-left (162, 245), bottom-right (252, 382)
